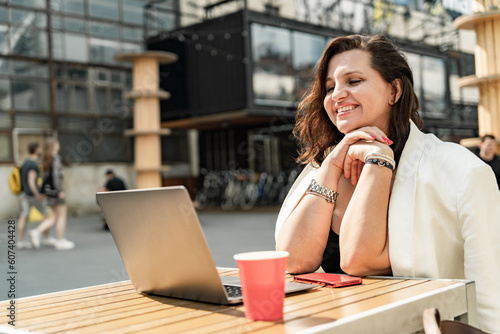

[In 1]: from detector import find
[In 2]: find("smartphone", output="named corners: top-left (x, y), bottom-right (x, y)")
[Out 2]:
top-left (293, 273), bottom-right (362, 288)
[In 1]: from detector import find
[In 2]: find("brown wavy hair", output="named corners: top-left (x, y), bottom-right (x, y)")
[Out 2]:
top-left (41, 138), bottom-right (58, 171)
top-left (294, 34), bottom-right (423, 165)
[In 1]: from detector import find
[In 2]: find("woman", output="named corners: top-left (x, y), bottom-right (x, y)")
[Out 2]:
top-left (275, 35), bottom-right (500, 332)
top-left (29, 138), bottom-right (75, 250)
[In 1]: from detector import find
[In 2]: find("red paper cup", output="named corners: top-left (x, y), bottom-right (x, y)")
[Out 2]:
top-left (233, 250), bottom-right (289, 321)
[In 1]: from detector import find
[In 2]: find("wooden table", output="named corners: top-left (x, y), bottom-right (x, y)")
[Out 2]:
top-left (0, 268), bottom-right (476, 334)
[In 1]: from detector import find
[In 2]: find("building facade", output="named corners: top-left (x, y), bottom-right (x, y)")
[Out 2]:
top-left (0, 0), bottom-right (479, 217)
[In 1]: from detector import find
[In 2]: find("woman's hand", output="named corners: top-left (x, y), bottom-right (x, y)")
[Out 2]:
top-left (323, 126), bottom-right (392, 178)
top-left (344, 140), bottom-right (394, 185)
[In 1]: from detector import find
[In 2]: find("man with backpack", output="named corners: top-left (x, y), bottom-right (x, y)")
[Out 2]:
top-left (17, 142), bottom-right (55, 249)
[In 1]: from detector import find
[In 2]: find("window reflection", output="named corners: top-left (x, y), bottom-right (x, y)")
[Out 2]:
top-left (90, 38), bottom-right (120, 64)
top-left (0, 24), bottom-right (7, 54)
top-left (123, 0), bottom-right (144, 25)
top-left (89, 0), bottom-right (118, 20)
top-left (10, 9), bottom-right (46, 27)
top-left (422, 56), bottom-right (446, 117)
top-left (10, 27), bottom-right (48, 57)
top-left (292, 31), bottom-right (325, 102)
top-left (89, 21), bottom-right (120, 39)
top-left (12, 60), bottom-right (48, 77)
top-left (12, 79), bottom-right (49, 110)
top-left (251, 23), bottom-right (294, 106)
top-left (0, 78), bottom-right (11, 110)
top-left (406, 52), bottom-right (421, 102)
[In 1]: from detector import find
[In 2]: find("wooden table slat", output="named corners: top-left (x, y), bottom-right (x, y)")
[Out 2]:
top-left (0, 269), bottom-right (475, 334)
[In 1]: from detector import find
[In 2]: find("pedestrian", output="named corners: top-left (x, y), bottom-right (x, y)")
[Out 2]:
top-left (98, 169), bottom-right (127, 230)
top-left (29, 138), bottom-right (75, 250)
top-left (17, 142), bottom-right (56, 249)
top-left (99, 169), bottom-right (127, 192)
top-left (477, 134), bottom-right (500, 189)
top-left (275, 34), bottom-right (500, 332)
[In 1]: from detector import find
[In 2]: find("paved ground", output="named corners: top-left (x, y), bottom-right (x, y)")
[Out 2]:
top-left (0, 209), bottom-right (279, 299)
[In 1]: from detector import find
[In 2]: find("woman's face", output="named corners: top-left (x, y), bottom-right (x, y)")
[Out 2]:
top-left (323, 49), bottom-right (395, 135)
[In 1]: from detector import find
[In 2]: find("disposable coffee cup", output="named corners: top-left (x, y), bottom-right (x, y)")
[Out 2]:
top-left (233, 250), bottom-right (289, 321)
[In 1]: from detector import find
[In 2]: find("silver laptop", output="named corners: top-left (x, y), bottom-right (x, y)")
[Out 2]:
top-left (96, 186), bottom-right (315, 305)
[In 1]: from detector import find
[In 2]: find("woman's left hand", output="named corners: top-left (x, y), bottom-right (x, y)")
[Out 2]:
top-left (344, 140), bottom-right (394, 185)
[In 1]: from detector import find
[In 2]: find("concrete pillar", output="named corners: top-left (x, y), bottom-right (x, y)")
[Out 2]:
top-left (455, 3), bottom-right (500, 150)
top-left (115, 51), bottom-right (178, 188)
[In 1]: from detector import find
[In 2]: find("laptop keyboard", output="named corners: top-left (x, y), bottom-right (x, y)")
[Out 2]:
top-left (224, 285), bottom-right (242, 298)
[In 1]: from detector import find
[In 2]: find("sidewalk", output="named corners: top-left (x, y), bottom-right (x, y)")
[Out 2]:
top-left (1, 210), bottom-right (278, 299)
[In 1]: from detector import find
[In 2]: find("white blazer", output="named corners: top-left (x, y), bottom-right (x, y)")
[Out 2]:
top-left (275, 121), bottom-right (500, 332)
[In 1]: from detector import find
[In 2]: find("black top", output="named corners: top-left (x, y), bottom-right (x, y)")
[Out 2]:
top-left (105, 177), bottom-right (126, 191)
top-left (321, 228), bottom-right (346, 274)
top-left (480, 155), bottom-right (500, 189)
top-left (20, 158), bottom-right (39, 196)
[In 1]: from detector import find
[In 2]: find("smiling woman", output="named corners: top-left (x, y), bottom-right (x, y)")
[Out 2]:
top-left (274, 34), bottom-right (500, 333)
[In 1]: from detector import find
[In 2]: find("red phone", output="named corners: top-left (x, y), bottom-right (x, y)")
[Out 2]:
top-left (293, 273), bottom-right (362, 288)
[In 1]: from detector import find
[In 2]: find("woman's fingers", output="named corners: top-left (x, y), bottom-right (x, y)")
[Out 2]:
top-left (345, 127), bottom-right (393, 146)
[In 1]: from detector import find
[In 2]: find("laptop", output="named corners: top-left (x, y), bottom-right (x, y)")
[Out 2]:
top-left (96, 186), bottom-right (315, 305)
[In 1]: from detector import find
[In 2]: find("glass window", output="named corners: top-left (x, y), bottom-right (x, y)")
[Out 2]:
top-left (89, 0), bottom-right (119, 20)
top-left (51, 15), bottom-right (63, 30)
top-left (0, 58), bottom-right (8, 75)
top-left (123, 0), bottom-right (144, 25)
top-left (405, 52), bottom-right (421, 103)
top-left (292, 31), bottom-right (325, 102)
top-left (110, 88), bottom-right (122, 112)
top-left (0, 133), bottom-right (11, 161)
top-left (0, 7), bottom-right (7, 22)
top-left (64, 33), bottom-right (88, 62)
top-left (94, 86), bottom-right (108, 113)
top-left (89, 21), bottom-right (119, 39)
top-left (11, 27), bottom-right (48, 57)
top-left (51, 0), bottom-right (85, 14)
top-left (15, 113), bottom-right (52, 128)
top-left (120, 41), bottom-right (142, 53)
top-left (422, 56), bottom-right (446, 117)
top-left (58, 132), bottom-right (94, 163)
top-left (67, 67), bottom-right (87, 81)
top-left (10, 10), bottom-right (46, 28)
top-left (64, 0), bottom-right (86, 15)
top-left (110, 70), bottom-right (122, 83)
top-left (12, 60), bottom-right (48, 78)
top-left (58, 116), bottom-right (95, 131)
top-left (65, 17), bottom-right (86, 33)
top-left (0, 112), bottom-right (10, 128)
top-left (0, 24), bottom-right (7, 54)
top-left (145, 2), bottom-right (176, 33)
top-left (0, 78), bottom-right (11, 110)
top-left (89, 38), bottom-right (120, 64)
top-left (73, 85), bottom-right (89, 112)
top-left (10, 0), bottom-right (45, 8)
top-left (50, 0), bottom-right (62, 11)
top-left (12, 79), bottom-right (50, 111)
top-left (52, 31), bottom-right (64, 59)
top-left (95, 135), bottom-right (130, 162)
top-left (56, 82), bottom-right (69, 111)
top-left (251, 23), bottom-right (293, 106)
top-left (122, 27), bottom-right (142, 42)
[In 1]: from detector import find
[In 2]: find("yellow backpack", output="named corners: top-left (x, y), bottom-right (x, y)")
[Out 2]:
top-left (9, 164), bottom-right (22, 195)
